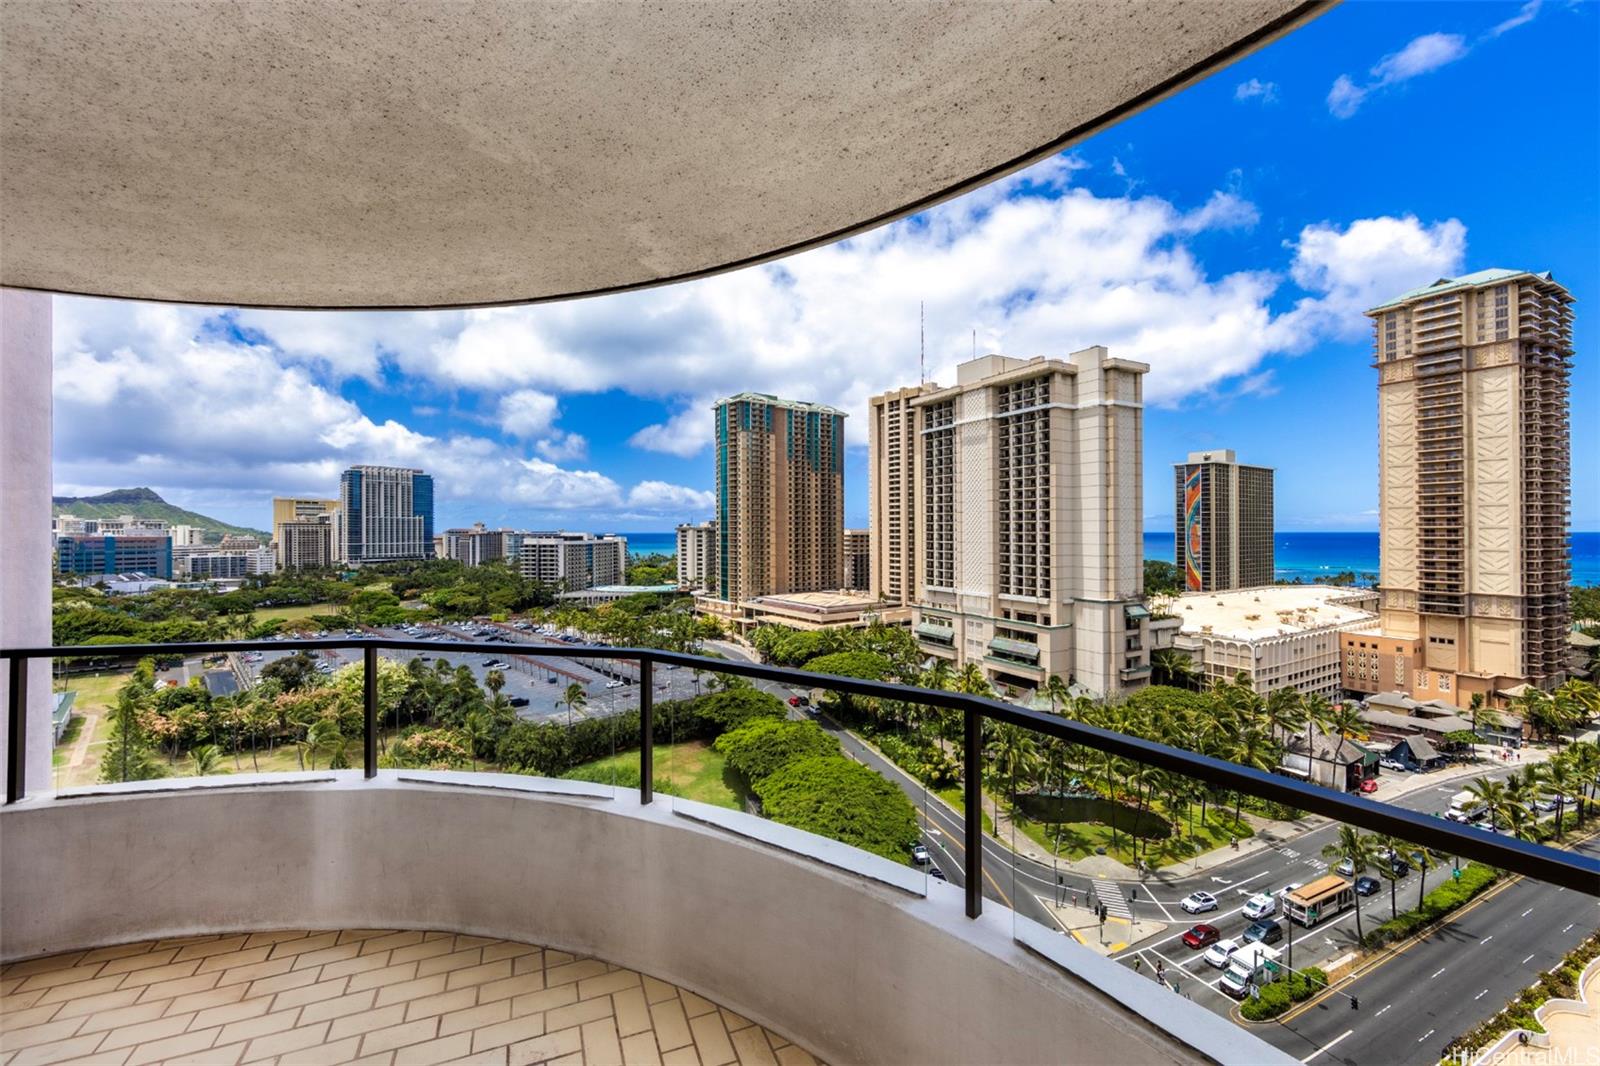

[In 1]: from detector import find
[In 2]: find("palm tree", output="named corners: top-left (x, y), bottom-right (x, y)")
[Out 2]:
top-left (1043, 674), bottom-right (1071, 715)
top-left (1326, 699), bottom-right (1365, 742)
top-left (1301, 694), bottom-right (1337, 785)
top-left (1502, 769), bottom-right (1538, 840)
top-left (560, 682), bottom-right (587, 728)
top-left (460, 712), bottom-right (491, 771)
top-left (1569, 742), bottom-right (1600, 823)
top-left (986, 723), bottom-right (1039, 834)
top-left (188, 743), bottom-right (222, 777)
top-left (1411, 843), bottom-right (1448, 912)
top-left (1150, 648), bottom-right (1199, 690)
top-left (1264, 688), bottom-right (1305, 749)
top-left (1465, 776), bottom-right (1509, 831)
top-left (1321, 826), bottom-right (1377, 945)
top-left (1542, 758), bottom-right (1580, 840)
top-left (484, 669), bottom-right (506, 697)
top-left (1227, 726), bottom-right (1278, 825)
top-left (1371, 833), bottom-right (1406, 919)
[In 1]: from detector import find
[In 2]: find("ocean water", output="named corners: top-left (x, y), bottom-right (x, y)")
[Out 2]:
top-left (1144, 531), bottom-right (1600, 587)
top-left (626, 530), bottom-right (1600, 586)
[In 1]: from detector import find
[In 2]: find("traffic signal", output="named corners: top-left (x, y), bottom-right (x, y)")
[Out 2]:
top-left (1130, 888), bottom-right (1138, 901)
top-left (1351, 996), bottom-right (1359, 1011)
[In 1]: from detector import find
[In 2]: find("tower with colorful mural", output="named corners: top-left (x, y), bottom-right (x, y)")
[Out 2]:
top-left (1172, 450), bottom-right (1274, 593)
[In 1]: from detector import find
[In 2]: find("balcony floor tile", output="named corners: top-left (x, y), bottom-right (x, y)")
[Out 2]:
top-left (0, 933), bottom-right (821, 1066)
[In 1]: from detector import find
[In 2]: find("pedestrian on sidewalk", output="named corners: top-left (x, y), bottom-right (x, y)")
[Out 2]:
top-left (1133, 957), bottom-right (1142, 974)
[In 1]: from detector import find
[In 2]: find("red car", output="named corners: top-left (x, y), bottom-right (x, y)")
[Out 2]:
top-left (788, 696), bottom-right (802, 707)
top-left (1359, 777), bottom-right (1379, 794)
top-left (1181, 924), bottom-right (1220, 949)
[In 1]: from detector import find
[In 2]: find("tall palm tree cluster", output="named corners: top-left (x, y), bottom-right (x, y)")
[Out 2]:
top-left (1508, 680), bottom-right (1600, 743)
top-left (1463, 742), bottom-right (1600, 842)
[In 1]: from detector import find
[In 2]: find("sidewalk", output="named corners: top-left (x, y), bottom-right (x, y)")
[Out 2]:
top-left (1036, 898), bottom-right (1167, 955)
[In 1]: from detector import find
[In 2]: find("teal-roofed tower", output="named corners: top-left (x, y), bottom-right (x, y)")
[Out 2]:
top-left (712, 393), bottom-right (846, 602)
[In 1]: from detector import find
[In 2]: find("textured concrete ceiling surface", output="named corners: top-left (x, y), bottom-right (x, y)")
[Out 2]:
top-left (0, 1), bottom-right (1325, 308)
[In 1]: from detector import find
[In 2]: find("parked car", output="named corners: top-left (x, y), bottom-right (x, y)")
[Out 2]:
top-left (605, 680), bottom-right (624, 689)
top-left (1202, 938), bottom-right (1241, 969)
top-left (1180, 892), bottom-right (1218, 915)
top-left (1354, 876), bottom-right (1380, 896)
top-left (1278, 882), bottom-right (1304, 900)
top-left (1379, 757), bottom-right (1409, 771)
top-left (929, 867), bottom-right (947, 881)
top-left (1376, 849), bottom-right (1410, 876)
top-left (508, 697), bottom-right (529, 708)
top-left (788, 696), bottom-right (802, 707)
top-left (546, 675), bottom-right (558, 684)
top-left (910, 844), bottom-right (931, 865)
top-left (1242, 893), bottom-right (1277, 920)
top-left (1181, 924), bottom-right (1221, 950)
top-left (1243, 919), bottom-right (1283, 945)
top-left (1359, 778), bottom-right (1379, 794)
top-left (1335, 858), bottom-right (1355, 876)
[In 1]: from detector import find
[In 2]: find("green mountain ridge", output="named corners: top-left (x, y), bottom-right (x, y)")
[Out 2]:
top-left (52, 487), bottom-right (270, 542)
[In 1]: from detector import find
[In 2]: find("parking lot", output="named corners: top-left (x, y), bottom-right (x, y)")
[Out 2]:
top-left (234, 621), bottom-right (766, 725)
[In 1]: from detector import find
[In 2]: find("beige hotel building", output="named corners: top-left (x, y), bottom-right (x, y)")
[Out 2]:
top-left (871, 348), bottom-right (1152, 699)
top-left (1358, 269), bottom-right (1572, 707)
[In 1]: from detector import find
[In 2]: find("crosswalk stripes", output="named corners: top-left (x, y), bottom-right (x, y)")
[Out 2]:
top-left (1093, 878), bottom-right (1133, 920)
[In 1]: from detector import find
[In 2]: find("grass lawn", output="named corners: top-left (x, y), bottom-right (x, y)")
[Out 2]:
top-left (934, 786), bottom-right (996, 835)
top-left (1007, 803), bottom-right (1253, 869)
top-left (564, 740), bottom-right (748, 810)
top-left (253, 603), bottom-right (335, 624)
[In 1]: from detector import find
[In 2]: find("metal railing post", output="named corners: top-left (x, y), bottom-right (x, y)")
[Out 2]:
top-left (639, 656), bottom-right (654, 804)
top-left (964, 705), bottom-right (983, 919)
top-left (363, 644), bottom-right (378, 778)
top-left (6, 656), bottom-right (26, 804)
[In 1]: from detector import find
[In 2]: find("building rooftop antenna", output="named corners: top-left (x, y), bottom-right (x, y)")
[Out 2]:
top-left (919, 301), bottom-right (926, 384)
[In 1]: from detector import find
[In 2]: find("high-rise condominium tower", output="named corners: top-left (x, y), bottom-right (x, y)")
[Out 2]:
top-left (868, 384), bottom-right (936, 605)
top-left (337, 466), bottom-right (434, 564)
top-left (1367, 269), bottom-right (1572, 704)
top-left (676, 520), bottom-right (717, 590)
top-left (905, 349), bottom-right (1151, 699)
top-left (1173, 449), bottom-right (1274, 591)
top-left (713, 393), bottom-right (845, 602)
top-left (272, 497), bottom-right (339, 568)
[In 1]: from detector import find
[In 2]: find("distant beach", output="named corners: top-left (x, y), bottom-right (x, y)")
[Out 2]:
top-left (622, 530), bottom-right (1600, 586)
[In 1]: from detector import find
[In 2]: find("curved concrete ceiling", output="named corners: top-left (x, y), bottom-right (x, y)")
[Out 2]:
top-left (1, 1), bottom-right (1326, 310)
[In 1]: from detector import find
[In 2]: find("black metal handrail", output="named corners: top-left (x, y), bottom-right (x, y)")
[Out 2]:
top-left (5, 638), bottom-right (1598, 908)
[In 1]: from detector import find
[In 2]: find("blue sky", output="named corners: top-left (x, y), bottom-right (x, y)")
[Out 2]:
top-left (52, 0), bottom-right (1597, 535)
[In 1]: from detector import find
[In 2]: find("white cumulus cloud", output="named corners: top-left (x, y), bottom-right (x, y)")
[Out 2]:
top-left (1234, 78), bottom-right (1278, 104)
top-left (627, 481), bottom-right (716, 513)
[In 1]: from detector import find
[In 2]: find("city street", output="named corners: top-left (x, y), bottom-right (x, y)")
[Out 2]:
top-left (1266, 832), bottom-right (1600, 1065)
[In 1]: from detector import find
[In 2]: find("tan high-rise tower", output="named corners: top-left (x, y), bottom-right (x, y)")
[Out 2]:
top-left (898, 348), bottom-right (1151, 699)
top-left (712, 393), bottom-right (845, 602)
top-left (1366, 269), bottom-right (1572, 706)
top-left (868, 384), bottom-right (936, 605)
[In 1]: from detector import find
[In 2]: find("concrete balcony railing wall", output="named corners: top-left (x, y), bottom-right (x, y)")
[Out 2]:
top-left (0, 773), bottom-right (1282, 1066)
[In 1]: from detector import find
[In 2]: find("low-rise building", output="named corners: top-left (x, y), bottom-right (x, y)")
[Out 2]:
top-left (1166, 584), bottom-right (1380, 699)
top-left (695, 589), bottom-right (912, 635)
top-left (178, 547), bottom-right (276, 580)
top-left (675, 520), bottom-right (717, 590)
top-left (57, 533), bottom-right (173, 579)
top-left (517, 532), bottom-right (627, 591)
top-left (1278, 731), bottom-right (1376, 792)
top-left (440, 523), bottom-right (518, 566)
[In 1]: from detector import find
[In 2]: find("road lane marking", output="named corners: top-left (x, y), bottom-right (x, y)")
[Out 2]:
top-left (1430, 967), bottom-right (1446, 979)
top-left (1418, 1029), bottom-right (1435, 1043)
top-left (1521, 953), bottom-right (1536, 965)
top-left (1474, 989), bottom-right (1488, 1000)
top-left (1480, 935), bottom-right (1493, 945)
top-left (1300, 1029), bottom-right (1354, 1063)
top-left (1563, 924), bottom-right (1575, 933)
top-left (1521, 908), bottom-right (1533, 918)
top-left (1375, 1004), bottom-right (1392, 1017)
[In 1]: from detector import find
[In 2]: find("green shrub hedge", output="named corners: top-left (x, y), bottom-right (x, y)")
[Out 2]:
top-left (714, 718), bottom-right (839, 783)
top-left (1239, 966), bottom-right (1328, 1020)
top-left (754, 754), bottom-right (921, 864)
top-left (1364, 864), bottom-right (1499, 948)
